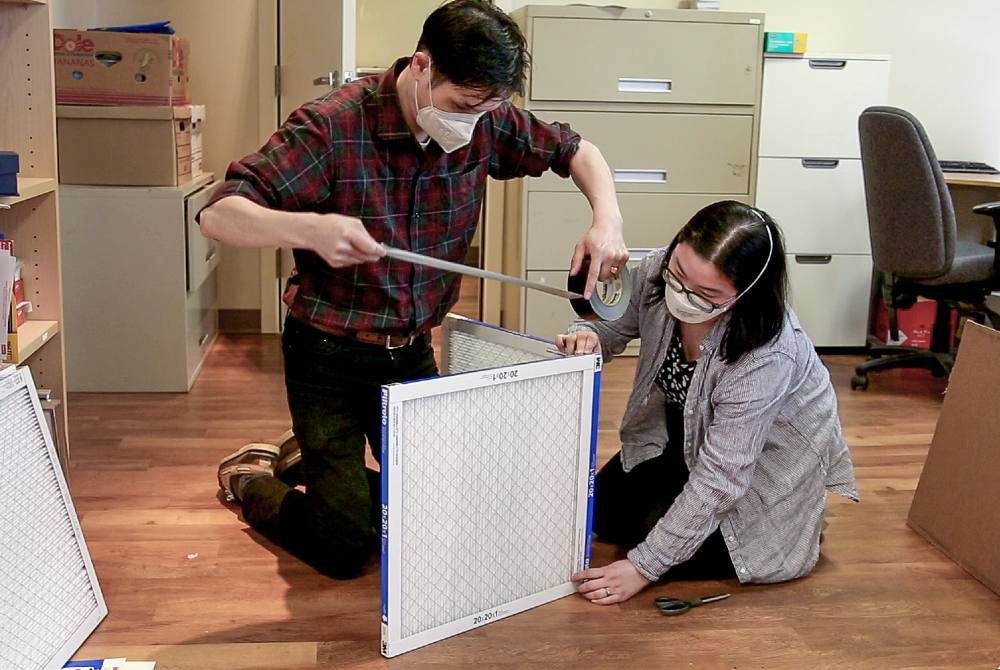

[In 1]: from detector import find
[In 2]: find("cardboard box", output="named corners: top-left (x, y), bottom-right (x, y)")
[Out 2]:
top-left (873, 297), bottom-right (956, 349)
top-left (189, 105), bottom-right (206, 179)
top-left (764, 32), bottom-right (808, 54)
top-left (57, 105), bottom-right (202, 186)
top-left (908, 322), bottom-right (1000, 596)
top-left (53, 29), bottom-right (189, 106)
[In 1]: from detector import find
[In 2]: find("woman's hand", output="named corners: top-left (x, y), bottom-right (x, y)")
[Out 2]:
top-left (555, 330), bottom-right (600, 355)
top-left (572, 559), bottom-right (652, 605)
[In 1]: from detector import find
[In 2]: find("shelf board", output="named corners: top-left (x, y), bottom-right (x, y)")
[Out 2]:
top-left (0, 0), bottom-right (47, 5)
top-left (6, 320), bottom-right (59, 364)
top-left (0, 178), bottom-right (57, 209)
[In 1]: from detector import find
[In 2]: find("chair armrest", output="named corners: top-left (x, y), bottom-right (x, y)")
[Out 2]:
top-left (972, 201), bottom-right (1000, 219)
top-left (973, 201), bottom-right (1000, 272)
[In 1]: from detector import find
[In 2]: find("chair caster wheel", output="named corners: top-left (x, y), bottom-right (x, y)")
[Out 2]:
top-left (850, 374), bottom-right (869, 391)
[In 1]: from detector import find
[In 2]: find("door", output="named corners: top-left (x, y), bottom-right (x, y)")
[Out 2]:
top-left (278, 0), bottom-right (356, 121)
top-left (259, 0), bottom-right (357, 332)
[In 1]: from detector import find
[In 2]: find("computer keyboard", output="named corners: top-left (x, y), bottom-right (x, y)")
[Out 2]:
top-left (938, 160), bottom-right (1000, 174)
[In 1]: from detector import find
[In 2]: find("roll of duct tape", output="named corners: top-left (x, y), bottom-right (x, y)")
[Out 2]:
top-left (567, 261), bottom-right (632, 322)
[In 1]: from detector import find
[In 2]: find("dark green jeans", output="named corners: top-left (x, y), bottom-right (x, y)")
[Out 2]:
top-left (242, 316), bottom-right (438, 578)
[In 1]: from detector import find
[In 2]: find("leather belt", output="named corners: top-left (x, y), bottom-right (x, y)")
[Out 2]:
top-left (303, 319), bottom-right (420, 349)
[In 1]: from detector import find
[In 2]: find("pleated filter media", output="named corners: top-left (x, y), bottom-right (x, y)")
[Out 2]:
top-left (380, 316), bottom-right (600, 657)
top-left (0, 367), bottom-right (106, 670)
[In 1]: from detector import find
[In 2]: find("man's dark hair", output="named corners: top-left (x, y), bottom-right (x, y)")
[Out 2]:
top-left (416, 0), bottom-right (529, 101)
top-left (649, 200), bottom-right (789, 364)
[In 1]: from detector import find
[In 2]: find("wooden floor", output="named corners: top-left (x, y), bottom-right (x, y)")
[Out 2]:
top-left (66, 284), bottom-right (1000, 669)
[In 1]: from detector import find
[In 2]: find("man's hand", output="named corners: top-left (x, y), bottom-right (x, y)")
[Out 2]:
top-left (555, 331), bottom-right (600, 355)
top-left (569, 216), bottom-right (629, 299)
top-left (572, 559), bottom-right (652, 605)
top-left (200, 198), bottom-right (387, 268)
top-left (566, 140), bottom-right (629, 298)
top-left (308, 213), bottom-right (386, 268)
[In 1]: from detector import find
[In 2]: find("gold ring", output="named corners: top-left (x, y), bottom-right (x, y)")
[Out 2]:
top-left (609, 265), bottom-right (620, 275)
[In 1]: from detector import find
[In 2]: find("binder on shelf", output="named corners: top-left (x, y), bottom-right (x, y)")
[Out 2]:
top-left (1, 238), bottom-right (14, 361)
top-left (12, 258), bottom-right (26, 328)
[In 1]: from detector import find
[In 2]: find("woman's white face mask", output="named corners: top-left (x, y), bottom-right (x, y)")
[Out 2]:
top-left (664, 285), bottom-right (732, 324)
top-left (413, 63), bottom-right (485, 153)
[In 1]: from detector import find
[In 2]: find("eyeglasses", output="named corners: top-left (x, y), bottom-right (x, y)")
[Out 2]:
top-left (663, 267), bottom-right (737, 313)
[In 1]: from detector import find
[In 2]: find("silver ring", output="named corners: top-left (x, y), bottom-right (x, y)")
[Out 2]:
top-left (604, 587), bottom-right (611, 598)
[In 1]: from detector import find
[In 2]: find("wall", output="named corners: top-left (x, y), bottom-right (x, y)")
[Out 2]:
top-left (50, 0), bottom-right (263, 312)
top-left (499, 0), bottom-right (1000, 167)
top-left (51, 0), bottom-right (97, 28)
top-left (357, 0), bottom-right (440, 69)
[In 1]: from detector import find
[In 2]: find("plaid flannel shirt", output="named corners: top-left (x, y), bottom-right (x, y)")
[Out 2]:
top-left (207, 58), bottom-right (581, 334)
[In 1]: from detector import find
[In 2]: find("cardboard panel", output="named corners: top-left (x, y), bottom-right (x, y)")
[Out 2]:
top-left (908, 322), bottom-right (1000, 596)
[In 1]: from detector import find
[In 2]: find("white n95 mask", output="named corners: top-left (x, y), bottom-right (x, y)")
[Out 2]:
top-left (413, 63), bottom-right (484, 153)
top-left (665, 286), bottom-right (729, 324)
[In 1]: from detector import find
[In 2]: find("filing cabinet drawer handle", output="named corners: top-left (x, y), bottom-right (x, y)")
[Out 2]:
top-left (795, 255), bottom-right (833, 265)
top-left (205, 247), bottom-right (218, 263)
top-left (614, 169), bottom-right (667, 184)
top-left (808, 59), bottom-right (847, 70)
top-left (617, 78), bottom-right (672, 93)
top-left (198, 332), bottom-right (211, 347)
top-left (801, 159), bottom-right (840, 169)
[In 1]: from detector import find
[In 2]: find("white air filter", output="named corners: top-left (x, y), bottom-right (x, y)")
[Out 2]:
top-left (440, 314), bottom-right (554, 374)
top-left (0, 367), bottom-right (107, 670)
top-left (380, 316), bottom-right (599, 657)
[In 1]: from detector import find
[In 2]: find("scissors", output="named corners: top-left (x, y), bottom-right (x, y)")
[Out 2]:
top-left (655, 592), bottom-right (731, 616)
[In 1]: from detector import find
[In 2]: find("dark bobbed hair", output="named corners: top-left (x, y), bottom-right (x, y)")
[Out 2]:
top-left (650, 200), bottom-right (789, 363)
top-left (416, 0), bottom-right (529, 101)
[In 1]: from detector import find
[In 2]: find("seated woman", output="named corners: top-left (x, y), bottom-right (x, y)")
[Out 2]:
top-left (557, 200), bottom-right (858, 604)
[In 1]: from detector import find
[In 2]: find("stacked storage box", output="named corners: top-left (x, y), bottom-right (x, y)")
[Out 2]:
top-left (52, 28), bottom-right (205, 186)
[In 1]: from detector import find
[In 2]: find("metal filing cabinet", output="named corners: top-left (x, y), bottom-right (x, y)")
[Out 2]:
top-left (756, 54), bottom-right (890, 346)
top-left (503, 5), bottom-right (765, 353)
top-left (59, 177), bottom-right (220, 391)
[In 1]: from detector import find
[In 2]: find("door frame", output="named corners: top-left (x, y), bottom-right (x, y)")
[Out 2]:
top-left (256, 0), bottom-right (281, 333)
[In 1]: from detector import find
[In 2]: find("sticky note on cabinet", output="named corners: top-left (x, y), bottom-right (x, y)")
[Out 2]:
top-left (764, 32), bottom-right (808, 54)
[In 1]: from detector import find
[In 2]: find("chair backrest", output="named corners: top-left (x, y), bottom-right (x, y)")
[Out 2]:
top-left (858, 106), bottom-right (956, 279)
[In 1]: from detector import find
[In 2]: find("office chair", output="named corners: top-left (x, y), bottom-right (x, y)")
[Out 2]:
top-left (852, 106), bottom-right (1000, 390)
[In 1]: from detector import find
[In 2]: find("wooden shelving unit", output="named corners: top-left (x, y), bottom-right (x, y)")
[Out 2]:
top-left (8, 319), bottom-right (59, 363)
top-left (1, 0), bottom-right (70, 464)
top-left (0, 176), bottom-right (57, 207)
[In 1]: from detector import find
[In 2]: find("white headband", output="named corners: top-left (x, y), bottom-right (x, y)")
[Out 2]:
top-left (734, 209), bottom-right (773, 299)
